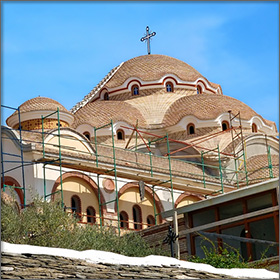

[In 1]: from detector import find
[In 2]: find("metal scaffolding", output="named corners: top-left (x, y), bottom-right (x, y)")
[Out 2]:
top-left (94, 120), bottom-right (121, 235)
top-left (41, 108), bottom-right (64, 208)
top-left (1, 105), bottom-right (26, 208)
top-left (1, 104), bottom-right (278, 233)
top-left (228, 110), bottom-right (248, 187)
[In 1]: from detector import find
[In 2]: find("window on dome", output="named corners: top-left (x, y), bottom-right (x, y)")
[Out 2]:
top-left (71, 195), bottom-right (82, 221)
top-left (120, 211), bottom-right (129, 229)
top-left (83, 131), bottom-right (90, 140)
top-left (222, 121), bottom-right (229, 131)
top-left (132, 85), bottom-right (139, 96)
top-left (187, 123), bottom-right (195, 135)
top-left (147, 215), bottom-right (155, 227)
top-left (117, 129), bottom-right (125, 140)
top-left (104, 92), bottom-right (109, 100)
top-left (133, 205), bottom-right (142, 230)
top-left (197, 86), bottom-right (202, 94)
top-left (166, 82), bottom-right (174, 92)
top-left (252, 123), bottom-right (258, 133)
top-left (86, 206), bottom-right (96, 224)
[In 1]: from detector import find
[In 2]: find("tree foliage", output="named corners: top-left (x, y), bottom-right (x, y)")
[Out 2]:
top-left (1, 197), bottom-right (166, 257)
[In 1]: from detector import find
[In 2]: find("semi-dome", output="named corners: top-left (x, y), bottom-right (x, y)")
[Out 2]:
top-left (72, 101), bottom-right (147, 128)
top-left (6, 97), bottom-right (74, 129)
top-left (72, 92), bottom-right (276, 133)
top-left (162, 94), bottom-right (270, 127)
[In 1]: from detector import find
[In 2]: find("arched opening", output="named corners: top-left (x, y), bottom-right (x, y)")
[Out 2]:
top-left (166, 82), bottom-right (174, 92)
top-left (86, 206), bottom-right (96, 224)
top-left (52, 172), bottom-right (106, 224)
top-left (133, 205), bottom-right (142, 230)
top-left (71, 195), bottom-right (82, 221)
top-left (187, 123), bottom-right (195, 135)
top-left (222, 121), bottom-right (229, 131)
top-left (120, 211), bottom-right (129, 229)
top-left (175, 193), bottom-right (203, 208)
top-left (83, 131), bottom-right (90, 140)
top-left (117, 129), bottom-right (125, 140)
top-left (147, 215), bottom-right (155, 227)
top-left (104, 92), bottom-right (109, 100)
top-left (117, 183), bottom-right (164, 227)
top-left (252, 123), bottom-right (258, 133)
top-left (132, 85), bottom-right (139, 96)
top-left (1, 176), bottom-right (24, 208)
top-left (197, 85), bottom-right (202, 94)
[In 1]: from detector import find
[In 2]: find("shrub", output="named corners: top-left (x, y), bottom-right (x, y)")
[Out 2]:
top-left (188, 234), bottom-right (249, 269)
top-left (1, 197), bottom-right (165, 257)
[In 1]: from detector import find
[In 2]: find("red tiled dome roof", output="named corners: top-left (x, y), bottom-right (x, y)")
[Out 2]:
top-left (105, 54), bottom-right (218, 89)
top-left (6, 97), bottom-right (72, 127)
top-left (162, 94), bottom-right (270, 126)
top-left (72, 101), bottom-right (147, 128)
top-left (16, 97), bottom-right (69, 114)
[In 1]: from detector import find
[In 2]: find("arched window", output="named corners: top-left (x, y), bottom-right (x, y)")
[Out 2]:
top-left (187, 123), bottom-right (195, 135)
top-left (83, 131), bottom-right (90, 140)
top-left (132, 85), bottom-right (139, 96)
top-left (86, 206), bottom-right (96, 224)
top-left (71, 195), bottom-right (82, 221)
top-left (166, 82), bottom-right (174, 92)
top-left (132, 205), bottom-right (142, 230)
top-left (117, 129), bottom-right (125, 140)
top-left (252, 123), bottom-right (258, 133)
top-left (147, 215), bottom-right (155, 227)
top-left (197, 85), bottom-right (202, 94)
top-left (104, 92), bottom-right (109, 100)
top-left (120, 211), bottom-right (129, 229)
top-left (222, 121), bottom-right (229, 131)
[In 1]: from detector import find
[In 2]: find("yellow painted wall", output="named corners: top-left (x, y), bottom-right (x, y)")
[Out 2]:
top-left (55, 177), bottom-right (99, 224)
top-left (176, 196), bottom-right (200, 208)
top-left (119, 186), bottom-right (159, 229)
top-left (176, 196), bottom-right (201, 219)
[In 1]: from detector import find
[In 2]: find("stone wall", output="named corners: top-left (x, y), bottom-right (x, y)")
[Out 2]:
top-left (1, 252), bottom-right (233, 279)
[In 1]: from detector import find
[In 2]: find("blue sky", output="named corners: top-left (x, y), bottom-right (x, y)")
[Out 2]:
top-left (1, 1), bottom-right (279, 130)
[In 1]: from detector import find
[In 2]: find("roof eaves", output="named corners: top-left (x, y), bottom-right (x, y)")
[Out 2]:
top-left (70, 62), bottom-right (124, 114)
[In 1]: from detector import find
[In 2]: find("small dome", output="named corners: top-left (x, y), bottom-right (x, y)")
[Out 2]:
top-left (6, 97), bottom-right (74, 129)
top-left (105, 54), bottom-right (218, 89)
top-left (14, 97), bottom-right (69, 114)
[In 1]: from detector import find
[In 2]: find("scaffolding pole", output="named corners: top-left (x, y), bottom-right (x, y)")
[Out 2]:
top-left (166, 133), bottom-right (175, 208)
top-left (93, 120), bottom-right (121, 235)
top-left (111, 120), bottom-right (121, 235)
top-left (42, 108), bottom-right (64, 208)
top-left (1, 105), bottom-right (26, 208)
top-left (267, 145), bottom-right (274, 178)
top-left (228, 110), bottom-right (248, 187)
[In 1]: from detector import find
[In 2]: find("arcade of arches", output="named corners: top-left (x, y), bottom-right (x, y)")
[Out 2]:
top-left (51, 173), bottom-right (203, 231)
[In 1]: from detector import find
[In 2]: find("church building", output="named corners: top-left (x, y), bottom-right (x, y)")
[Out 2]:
top-left (1, 53), bottom-right (279, 260)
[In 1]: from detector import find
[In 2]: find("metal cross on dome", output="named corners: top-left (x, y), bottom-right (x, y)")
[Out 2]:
top-left (140, 26), bottom-right (156, 55)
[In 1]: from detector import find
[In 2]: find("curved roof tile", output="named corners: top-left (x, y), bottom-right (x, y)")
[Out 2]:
top-left (10, 97), bottom-right (70, 115)
top-left (72, 101), bottom-right (147, 128)
top-left (105, 54), bottom-right (219, 89)
top-left (163, 94), bottom-right (270, 127)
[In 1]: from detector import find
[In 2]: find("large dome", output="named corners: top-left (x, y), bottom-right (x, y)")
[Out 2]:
top-left (105, 54), bottom-right (219, 89)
